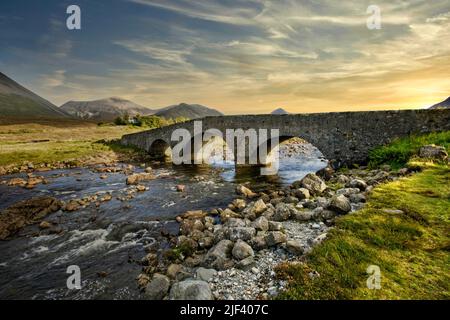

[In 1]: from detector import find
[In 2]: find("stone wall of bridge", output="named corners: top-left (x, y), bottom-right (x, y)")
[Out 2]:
top-left (120, 109), bottom-right (450, 167)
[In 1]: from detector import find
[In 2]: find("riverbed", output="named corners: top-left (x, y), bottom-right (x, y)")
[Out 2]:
top-left (0, 142), bottom-right (327, 299)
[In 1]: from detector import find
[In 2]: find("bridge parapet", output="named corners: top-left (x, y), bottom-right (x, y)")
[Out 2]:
top-left (121, 109), bottom-right (450, 167)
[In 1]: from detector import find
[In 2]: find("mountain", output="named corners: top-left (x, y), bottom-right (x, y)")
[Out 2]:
top-left (0, 72), bottom-right (71, 119)
top-left (60, 97), bottom-right (155, 121)
top-left (429, 97), bottom-right (450, 109)
top-left (271, 108), bottom-right (289, 115)
top-left (155, 103), bottom-right (223, 119)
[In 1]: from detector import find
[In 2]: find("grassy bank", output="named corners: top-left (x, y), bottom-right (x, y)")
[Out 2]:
top-left (277, 132), bottom-right (450, 300)
top-left (0, 122), bottom-right (144, 167)
top-left (369, 131), bottom-right (450, 169)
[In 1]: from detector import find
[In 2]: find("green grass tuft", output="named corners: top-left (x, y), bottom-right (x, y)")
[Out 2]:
top-left (368, 131), bottom-right (450, 169)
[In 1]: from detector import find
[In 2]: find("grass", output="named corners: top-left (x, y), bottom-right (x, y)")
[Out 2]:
top-left (0, 122), bottom-right (145, 167)
top-left (369, 131), bottom-right (450, 169)
top-left (277, 132), bottom-right (450, 300)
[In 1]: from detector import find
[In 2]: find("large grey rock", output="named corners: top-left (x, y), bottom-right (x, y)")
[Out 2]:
top-left (170, 280), bottom-right (213, 300)
top-left (272, 203), bottom-right (296, 221)
top-left (294, 188), bottom-right (310, 200)
top-left (203, 239), bottom-right (234, 270)
top-left (145, 273), bottom-right (170, 300)
top-left (328, 195), bottom-right (351, 214)
top-left (232, 240), bottom-right (254, 260)
top-left (293, 173), bottom-right (327, 195)
top-left (336, 188), bottom-right (360, 197)
top-left (166, 264), bottom-right (183, 279)
top-left (346, 179), bottom-right (367, 191)
top-left (243, 199), bottom-right (267, 219)
top-left (196, 267), bottom-right (217, 282)
top-left (294, 211), bottom-right (314, 221)
top-left (268, 221), bottom-right (283, 231)
top-left (265, 231), bottom-right (287, 247)
top-left (250, 236), bottom-right (267, 250)
top-left (226, 227), bottom-right (256, 241)
top-left (286, 240), bottom-right (304, 255)
top-left (236, 185), bottom-right (257, 198)
top-left (226, 218), bottom-right (246, 228)
top-left (236, 256), bottom-right (256, 271)
top-left (252, 216), bottom-right (269, 231)
top-left (419, 144), bottom-right (448, 161)
top-left (349, 193), bottom-right (366, 203)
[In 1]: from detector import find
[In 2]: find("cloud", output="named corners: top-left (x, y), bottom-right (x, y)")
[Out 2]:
top-left (129, 0), bottom-right (262, 25)
top-left (114, 40), bottom-right (192, 65)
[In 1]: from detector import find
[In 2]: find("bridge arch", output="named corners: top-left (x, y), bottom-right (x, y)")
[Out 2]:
top-left (148, 139), bottom-right (172, 160)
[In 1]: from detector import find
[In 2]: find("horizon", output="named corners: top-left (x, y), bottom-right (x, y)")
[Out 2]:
top-left (1, 0), bottom-right (449, 114)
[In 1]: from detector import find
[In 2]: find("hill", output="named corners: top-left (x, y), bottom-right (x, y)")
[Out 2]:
top-left (0, 72), bottom-right (71, 119)
top-left (155, 103), bottom-right (223, 119)
top-left (60, 97), bottom-right (155, 121)
top-left (429, 97), bottom-right (450, 109)
top-left (271, 108), bottom-right (289, 115)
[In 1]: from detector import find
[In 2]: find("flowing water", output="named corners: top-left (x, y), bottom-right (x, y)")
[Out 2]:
top-left (0, 143), bottom-right (327, 299)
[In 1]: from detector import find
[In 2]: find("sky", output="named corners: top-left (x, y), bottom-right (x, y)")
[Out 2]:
top-left (0, 0), bottom-right (449, 114)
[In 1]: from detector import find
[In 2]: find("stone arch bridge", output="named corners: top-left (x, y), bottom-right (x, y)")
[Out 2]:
top-left (120, 109), bottom-right (450, 168)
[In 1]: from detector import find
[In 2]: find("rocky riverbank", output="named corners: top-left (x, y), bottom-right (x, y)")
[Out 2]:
top-left (136, 162), bottom-right (418, 300)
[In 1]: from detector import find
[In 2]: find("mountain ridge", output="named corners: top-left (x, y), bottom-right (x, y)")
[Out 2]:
top-left (0, 72), bottom-right (71, 119)
top-left (154, 103), bottom-right (223, 119)
top-left (429, 97), bottom-right (450, 109)
top-left (60, 97), bottom-right (155, 121)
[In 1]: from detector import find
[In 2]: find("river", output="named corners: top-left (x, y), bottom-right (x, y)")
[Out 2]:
top-left (0, 142), bottom-right (327, 299)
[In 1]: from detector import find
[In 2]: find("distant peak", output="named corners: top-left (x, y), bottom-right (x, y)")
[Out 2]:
top-left (271, 108), bottom-right (289, 115)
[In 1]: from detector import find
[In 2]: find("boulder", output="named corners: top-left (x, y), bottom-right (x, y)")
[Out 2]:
top-left (180, 219), bottom-right (204, 235)
top-left (349, 193), bottom-right (366, 203)
top-left (166, 264), bottom-right (183, 280)
top-left (170, 280), bottom-right (213, 300)
top-left (226, 227), bottom-right (256, 241)
top-left (286, 240), bottom-right (304, 255)
top-left (337, 174), bottom-right (350, 184)
top-left (328, 195), bottom-right (351, 214)
top-left (235, 256), bottom-right (256, 271)
top-left (294, 188), bottom-right (310, 200)
top-left (0, 196), bottom-right (62, 240)
top-left (236, 185), bottom-right (257, 198)
top-left (251, 216), bottom-right (269, 231)
top-left (232, 240), bottom-right (254, 260)
top-left (265, 231), bottom-right (287, 247)
top-left (226, 218), bottom-right (246, 228)
top-left (196, 267), bottom-right (217, 282)
top-left (293, 173), bottom-right (327, 195)
top-left (346, 179), bottom-right (367, 191)
top-left (39, 221), bottom-right (52, 229)
top-left (145, 274), bottom-right (170, 300)
top-left (126, 173), bottom-right (155, 185)
top-left (249, 236), bottom-right (267, 250)
top-left (316, 166), bottom-right (334, 181)
top-left (294, 211), bottom-right (314, 221)
top-left (243, 199), bottom-right (267, 219)
top-left (419, 144), bottom-right (448, 161)
top-left (336, 188), bottom-right (360, 197)
top-left (232, 199), bottom-right (246, 210)
top-left (203, 240), bottom-right (234, 270)
top-left (180, 210), bottom-right (207, 220)
top-left (272, 203), bottom-right (295, 221)
top-left (268, 221), bottom-right (283, 231)
top-left (220, 208), bottom-right (241, 223)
